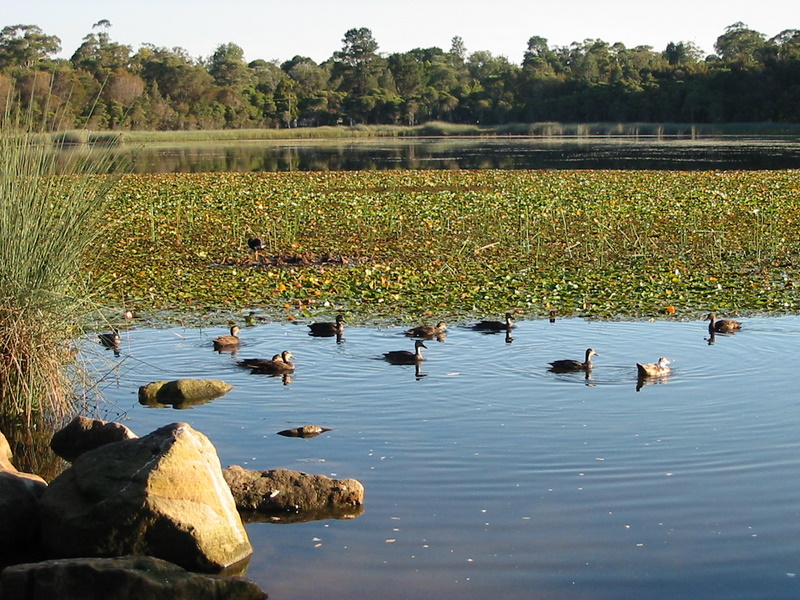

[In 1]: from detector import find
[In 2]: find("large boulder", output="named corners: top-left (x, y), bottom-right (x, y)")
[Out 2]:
top-left (0, 470), bottom-right (47, 565)
top-left (0, 430), bottom-right (48, 565)
top-left (40, 422), bottom-right (252, 573)
top-left (0, 556), bottom-right (267, 600)
top-left (50, 416), bottom-right (138, 462)
top-left (223, 465), bottom-right (364, 515)
top-left (0, 430), bottom-right (13, 471)
top-left (138, 379), bottom-right (233, 408)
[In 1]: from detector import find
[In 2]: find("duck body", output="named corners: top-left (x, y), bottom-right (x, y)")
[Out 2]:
top-left (98, 329), bottom-right (120, 348)
top-left (473, 313), bottom-right (515, 332)
top-left (239, 351), bottom-right (295, 373)
top-left (405, 322), bottom-right (447, 338)
top-left (213, 325), bottom-right (241, 349)
top-left (383, 340), bottom-right (427, 365)
top-left (308, 315), bottom-right (345, 337)
top-left (706, 313), bottom-right (742, 334)
top-left (549, 348), bottom-right (598, 372)
top-left (636, 357), bottom-right (672, 378)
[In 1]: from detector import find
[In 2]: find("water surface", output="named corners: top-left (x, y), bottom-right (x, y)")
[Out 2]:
top-left (85, 136), bottom-right (800, 173)
top-left (94, 316), bottom-right (800, 600)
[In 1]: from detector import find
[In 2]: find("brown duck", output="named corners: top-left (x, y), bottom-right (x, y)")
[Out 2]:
top-left (308, 314), bottom-right (345, 337)
top-left (213, 325), bottom-right (241, 349)
top-left (706, 313), bottom-right (742, 334)
top-left (473, 312), bottom-right (515, 332)
top-left (404, 322), bottom-right (447, 338)
top-left (383, 340), bottom-right (427, 365)
top-left (238, 351), bottom-right (295, 373)
top-left (549, 348), bottom-right (598, 372)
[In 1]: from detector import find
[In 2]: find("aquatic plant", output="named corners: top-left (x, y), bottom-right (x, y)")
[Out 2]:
top-left (89, 169), bottom-right (800, 322)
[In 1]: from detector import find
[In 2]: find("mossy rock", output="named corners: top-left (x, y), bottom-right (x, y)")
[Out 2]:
top-left (138, 379), bottom-right (233, 408)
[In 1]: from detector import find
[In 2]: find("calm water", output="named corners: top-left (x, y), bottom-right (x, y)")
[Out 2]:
top-left (92, 316), bottom-right (800, 600)
top-left (101, 136), bottom-right (800, 173)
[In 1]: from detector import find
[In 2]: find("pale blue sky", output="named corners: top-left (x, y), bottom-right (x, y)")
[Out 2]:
top-left (4, 0), bottom-right (796, 65)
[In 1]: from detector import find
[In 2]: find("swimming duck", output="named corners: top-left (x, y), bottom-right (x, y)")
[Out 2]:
top-left (636, 357), bottom-right (672, 378)
top-left (404, 322), bottom-right (447, 338)
top-left (383, 340), bottom-right (427, 365)
top-left (308, 314), bottom-right (345, 337)
top-left (549, 348), bottom-right (598, 372)
top-left (706, 313), bottom-right (742, 334)
top-left (239, 351), bottom-right (295, 374)
top-left (472, 312), bottom-right (515, 332)
top-left (98, 329), bottom-right (120, 348)
top-left (212, 325), bottom-right (241, 349)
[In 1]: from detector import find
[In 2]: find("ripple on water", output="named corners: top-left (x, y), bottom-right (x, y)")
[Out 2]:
top-left (87, 316), bottom-right (800, 600)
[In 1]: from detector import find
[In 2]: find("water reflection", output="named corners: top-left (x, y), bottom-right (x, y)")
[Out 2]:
top-left (67, 136), bottom-right (800, 173)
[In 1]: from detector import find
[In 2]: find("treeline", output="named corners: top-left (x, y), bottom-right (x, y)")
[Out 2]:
top-left (1, 21), bottom-right (799, 130)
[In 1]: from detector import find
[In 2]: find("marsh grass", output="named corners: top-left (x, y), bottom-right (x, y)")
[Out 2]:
top-left (0, 114), bottom-right (125, 441)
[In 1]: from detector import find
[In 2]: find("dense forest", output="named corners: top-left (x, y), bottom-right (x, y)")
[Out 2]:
top-left (1, 20), bottom-right (799, 130)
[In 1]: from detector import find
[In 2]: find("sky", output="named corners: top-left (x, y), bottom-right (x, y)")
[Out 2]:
top-left (4, 0), bottom-right (796, 65)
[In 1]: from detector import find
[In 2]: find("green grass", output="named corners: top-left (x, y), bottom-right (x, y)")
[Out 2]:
top-left (87, 169), bottom-right (800, 325)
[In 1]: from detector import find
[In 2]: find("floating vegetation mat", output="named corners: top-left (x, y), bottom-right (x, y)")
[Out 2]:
top-left (89, 169), bottom-right (800, 324)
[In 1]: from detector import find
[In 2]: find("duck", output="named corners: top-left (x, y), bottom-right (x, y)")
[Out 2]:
top-left (404, 322), bottom-right (447, 338)
top-left (706, 313), bottom-right (742, 334)
top-left (636, 357), bottom-right (672, 378)
top-left (308, 314), bottom-right (345, 337)
top-left (98, 328), bottom-right (121, 349)
top-left (239, 351), bottom-right (295, 374)
top-left (383, 340), bottom-right (427, 365)
top-left (549, 348), bottom-right (598, 372)
top-left (212, 325), bottom-right (241, 349)
top-left (248, 237), bottom-right (265, 261)
top-left (472, 312), bottom-right (515, 332)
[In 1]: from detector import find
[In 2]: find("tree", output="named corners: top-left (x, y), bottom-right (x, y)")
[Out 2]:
top-left (332, 28), bottom-right (383, 95)
top-left (71, 21), bottom-right (132, 78)
top-left (208, 43), bottom-right (253, 90)
top-left (0, 24), bottom-right (61, 69)
top-left (663, 41), bottom-right (704, 65)
top-left (714, 22), bottom-right (767, 64)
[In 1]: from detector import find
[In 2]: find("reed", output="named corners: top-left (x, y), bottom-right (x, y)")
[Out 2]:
top-left (0, 113), bottom-right (124, 430)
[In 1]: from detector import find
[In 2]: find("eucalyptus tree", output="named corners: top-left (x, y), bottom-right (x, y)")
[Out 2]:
top-left (208, 42), bottom-right (254, 91)
top-left (0, 24), bottom-right (61, 69)
top-left (714, 22), bottom-right (768, 64)
top-left (71, 20), bottom-right (133, 79)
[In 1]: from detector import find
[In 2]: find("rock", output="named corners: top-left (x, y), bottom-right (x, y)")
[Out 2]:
top-left (223, 465), bottom-right (364, 515)
top-left (276, 425), bottom-right (333, 438)
top-left (0, 470), bottom-right (47, 565)
top-left (0, 556), bottom-right (267, 600)
top-left (138, 379), bottom-right (233, 408)
top-left (40, 422), bottom-right (252, 573)
top-left (0, 430), bottom-right (13, 471)
top-left (50, 416), bottom-right (138, 462)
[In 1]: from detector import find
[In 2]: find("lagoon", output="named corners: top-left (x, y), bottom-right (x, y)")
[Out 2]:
top-left (94, 315), bottom-right (800, 600)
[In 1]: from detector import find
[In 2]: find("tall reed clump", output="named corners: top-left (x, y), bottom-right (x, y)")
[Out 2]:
top-left (0, 115), bottom-right (125, 435)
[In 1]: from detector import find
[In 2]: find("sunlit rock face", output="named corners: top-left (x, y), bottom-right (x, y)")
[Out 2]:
top-left (40, 422), bottom-right (252, 572)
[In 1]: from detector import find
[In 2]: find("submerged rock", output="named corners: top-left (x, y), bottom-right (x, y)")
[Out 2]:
top-left (40, 422), bottom-right (252, 573)
top-left (223, 465), bottom-right (364, 515)
top-left (50, 416), bottom-right (138, 462)
top-left (276, 425), bottom-right (333, 438)
top-left (0, 556), bottom-right (267, 600)
top-left (138, 379), bottom-right (233, 408)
